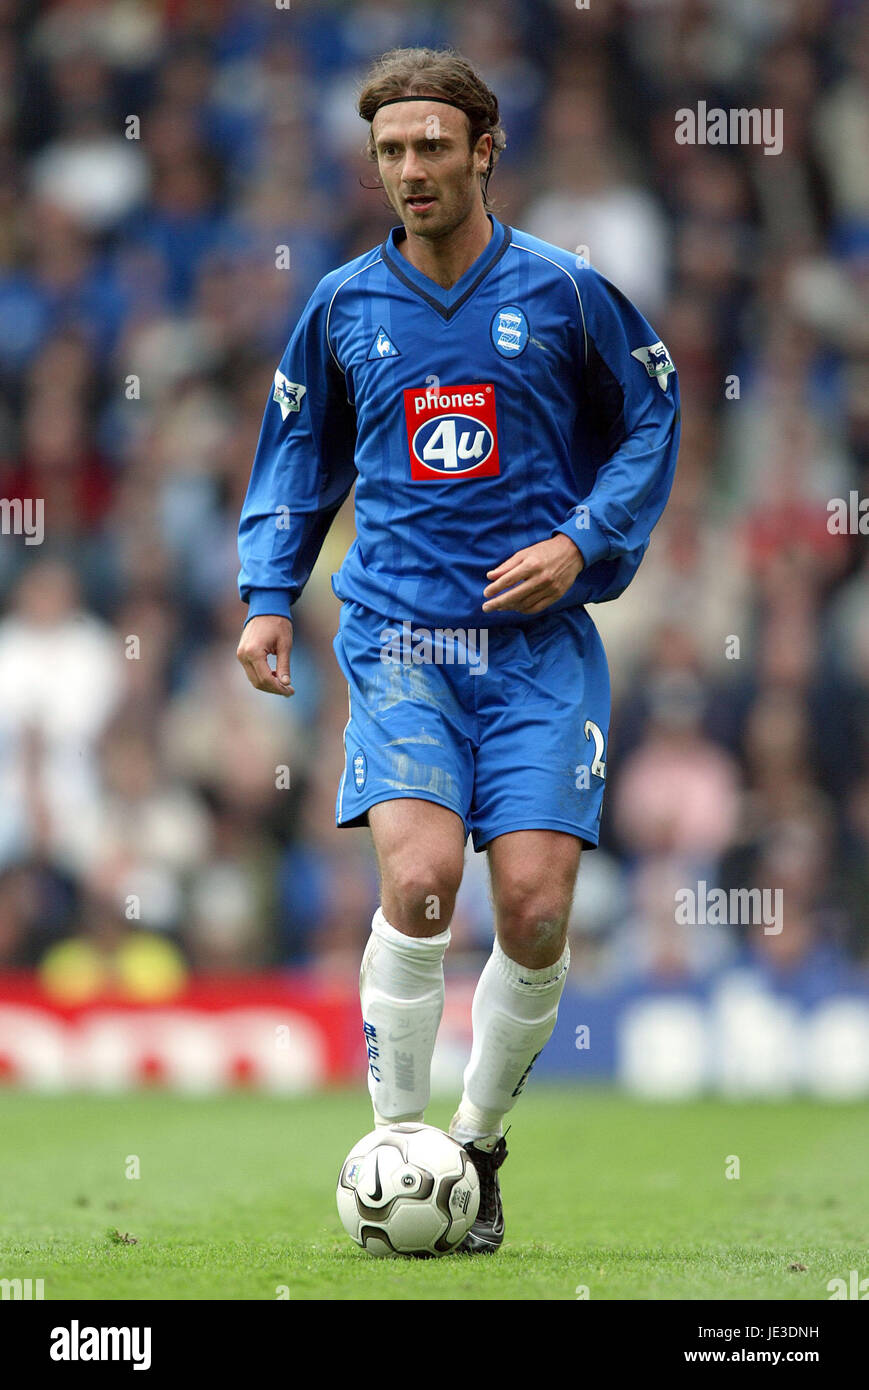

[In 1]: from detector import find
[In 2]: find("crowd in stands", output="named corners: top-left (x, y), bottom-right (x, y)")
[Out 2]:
top-left (0, 0), bottom-right (866, 992)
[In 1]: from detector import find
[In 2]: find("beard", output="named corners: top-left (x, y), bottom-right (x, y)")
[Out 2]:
top-left (398, 170), bottom-right (479, 240)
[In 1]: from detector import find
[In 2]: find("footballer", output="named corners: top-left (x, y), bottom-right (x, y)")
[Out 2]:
top-left (237, 48), bottom-right (680, 1254)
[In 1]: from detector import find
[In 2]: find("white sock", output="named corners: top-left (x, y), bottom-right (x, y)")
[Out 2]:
top-left (359, 907), bottom-right (450, 1126)
top-left (450, 938), bottom-right (570, 1146)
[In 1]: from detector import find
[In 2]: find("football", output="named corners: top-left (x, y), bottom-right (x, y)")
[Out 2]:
top-left (336, 1122), bottom-right (480, 1256)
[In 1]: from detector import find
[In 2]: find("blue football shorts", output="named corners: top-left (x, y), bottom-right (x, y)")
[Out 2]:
top-left (333, 599), bottom-right (611, 851)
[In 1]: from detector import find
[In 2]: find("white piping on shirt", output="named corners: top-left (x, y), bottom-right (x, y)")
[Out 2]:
top-left (507, 243), bottom-right (588, 366)
top-left (326, 257), bottom-right (384, 373)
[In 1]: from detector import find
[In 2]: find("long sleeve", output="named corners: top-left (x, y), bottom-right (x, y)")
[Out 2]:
top-left (237, 278), bottom-right (358, 625)
top-left (553, 268), bottom-right (680, 587)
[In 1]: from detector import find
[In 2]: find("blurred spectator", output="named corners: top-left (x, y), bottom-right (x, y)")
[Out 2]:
top-left (0, 560), bottom-right (123, 872)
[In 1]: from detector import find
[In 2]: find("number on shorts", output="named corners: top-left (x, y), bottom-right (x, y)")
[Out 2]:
top-left (584, 720), bottom-right (606, 779)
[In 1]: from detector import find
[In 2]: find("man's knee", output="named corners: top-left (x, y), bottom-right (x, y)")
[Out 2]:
top-left (369, 800), bottom-right (466, 935)
top-left (489, 832), bottom-right (580, 965)
top-left (381, 851), bottom-right (463, 933)
top-left (495, 892), bottom-right (570, 965)
top-left (493, 866), bottom-right (577, 966)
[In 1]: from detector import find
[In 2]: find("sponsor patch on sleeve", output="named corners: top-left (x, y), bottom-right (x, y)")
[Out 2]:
top-left (630, 342), bottom-right (675, 391)
top-left (273, 371), bottom-right (307, 419)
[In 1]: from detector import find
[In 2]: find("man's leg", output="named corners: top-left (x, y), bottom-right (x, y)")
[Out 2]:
top-left (360, 798), bottom-right (466, 1127)
top-left (450, 829), bottom-right (580, 1144)
top-left (448, 829), bottom-right (579, 1251)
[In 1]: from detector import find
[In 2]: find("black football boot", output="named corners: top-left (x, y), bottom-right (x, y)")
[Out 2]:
top-left (459, 1135), bottom-right (508, 1254)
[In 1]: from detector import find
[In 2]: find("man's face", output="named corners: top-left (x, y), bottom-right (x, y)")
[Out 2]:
top-left (371, 101), bottom-right (491, 238)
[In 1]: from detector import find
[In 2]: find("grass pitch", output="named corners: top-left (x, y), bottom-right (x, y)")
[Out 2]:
top-left (0, 1086), bottom-right (865, 1300)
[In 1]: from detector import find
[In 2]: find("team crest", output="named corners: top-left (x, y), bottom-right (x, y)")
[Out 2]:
top-left (491, 305), bottom-right (528, 357)
top-left (273, 371), bottom-right (307, 419)
top-left (353, 748), bottom-right (367, 791)
top-left (367, 326), bottom-right (401, 360)
top-left (630, 341), bottom-right (675, 391)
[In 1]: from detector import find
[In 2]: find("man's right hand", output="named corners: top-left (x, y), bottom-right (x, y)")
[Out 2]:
top-left (237, 614), bottom-right (294, 697)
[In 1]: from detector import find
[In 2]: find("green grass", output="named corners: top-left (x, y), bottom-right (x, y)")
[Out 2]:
top-left (0, 1087), bottom-right (865, 1300)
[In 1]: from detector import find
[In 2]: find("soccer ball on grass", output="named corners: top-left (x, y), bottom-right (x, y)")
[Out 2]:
top-left (336, 1122), bottom-right (480, 1256)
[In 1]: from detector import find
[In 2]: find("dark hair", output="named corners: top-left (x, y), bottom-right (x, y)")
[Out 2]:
top-left (358, 47), bottom-right (506, 206)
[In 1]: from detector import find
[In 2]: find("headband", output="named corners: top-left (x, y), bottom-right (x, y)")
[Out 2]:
top-left (372, 95), bottom-right (467, 116)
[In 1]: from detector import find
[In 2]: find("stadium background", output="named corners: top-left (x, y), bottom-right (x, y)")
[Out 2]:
top-left (0, 0), bottom-right (867, 1100)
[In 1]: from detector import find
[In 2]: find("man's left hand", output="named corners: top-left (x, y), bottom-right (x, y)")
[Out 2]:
top-left (482, 534), bottom-right (586, 615)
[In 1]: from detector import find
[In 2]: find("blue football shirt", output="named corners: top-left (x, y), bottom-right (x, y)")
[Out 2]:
top-left (238, 214), bottom-right (680, 628)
